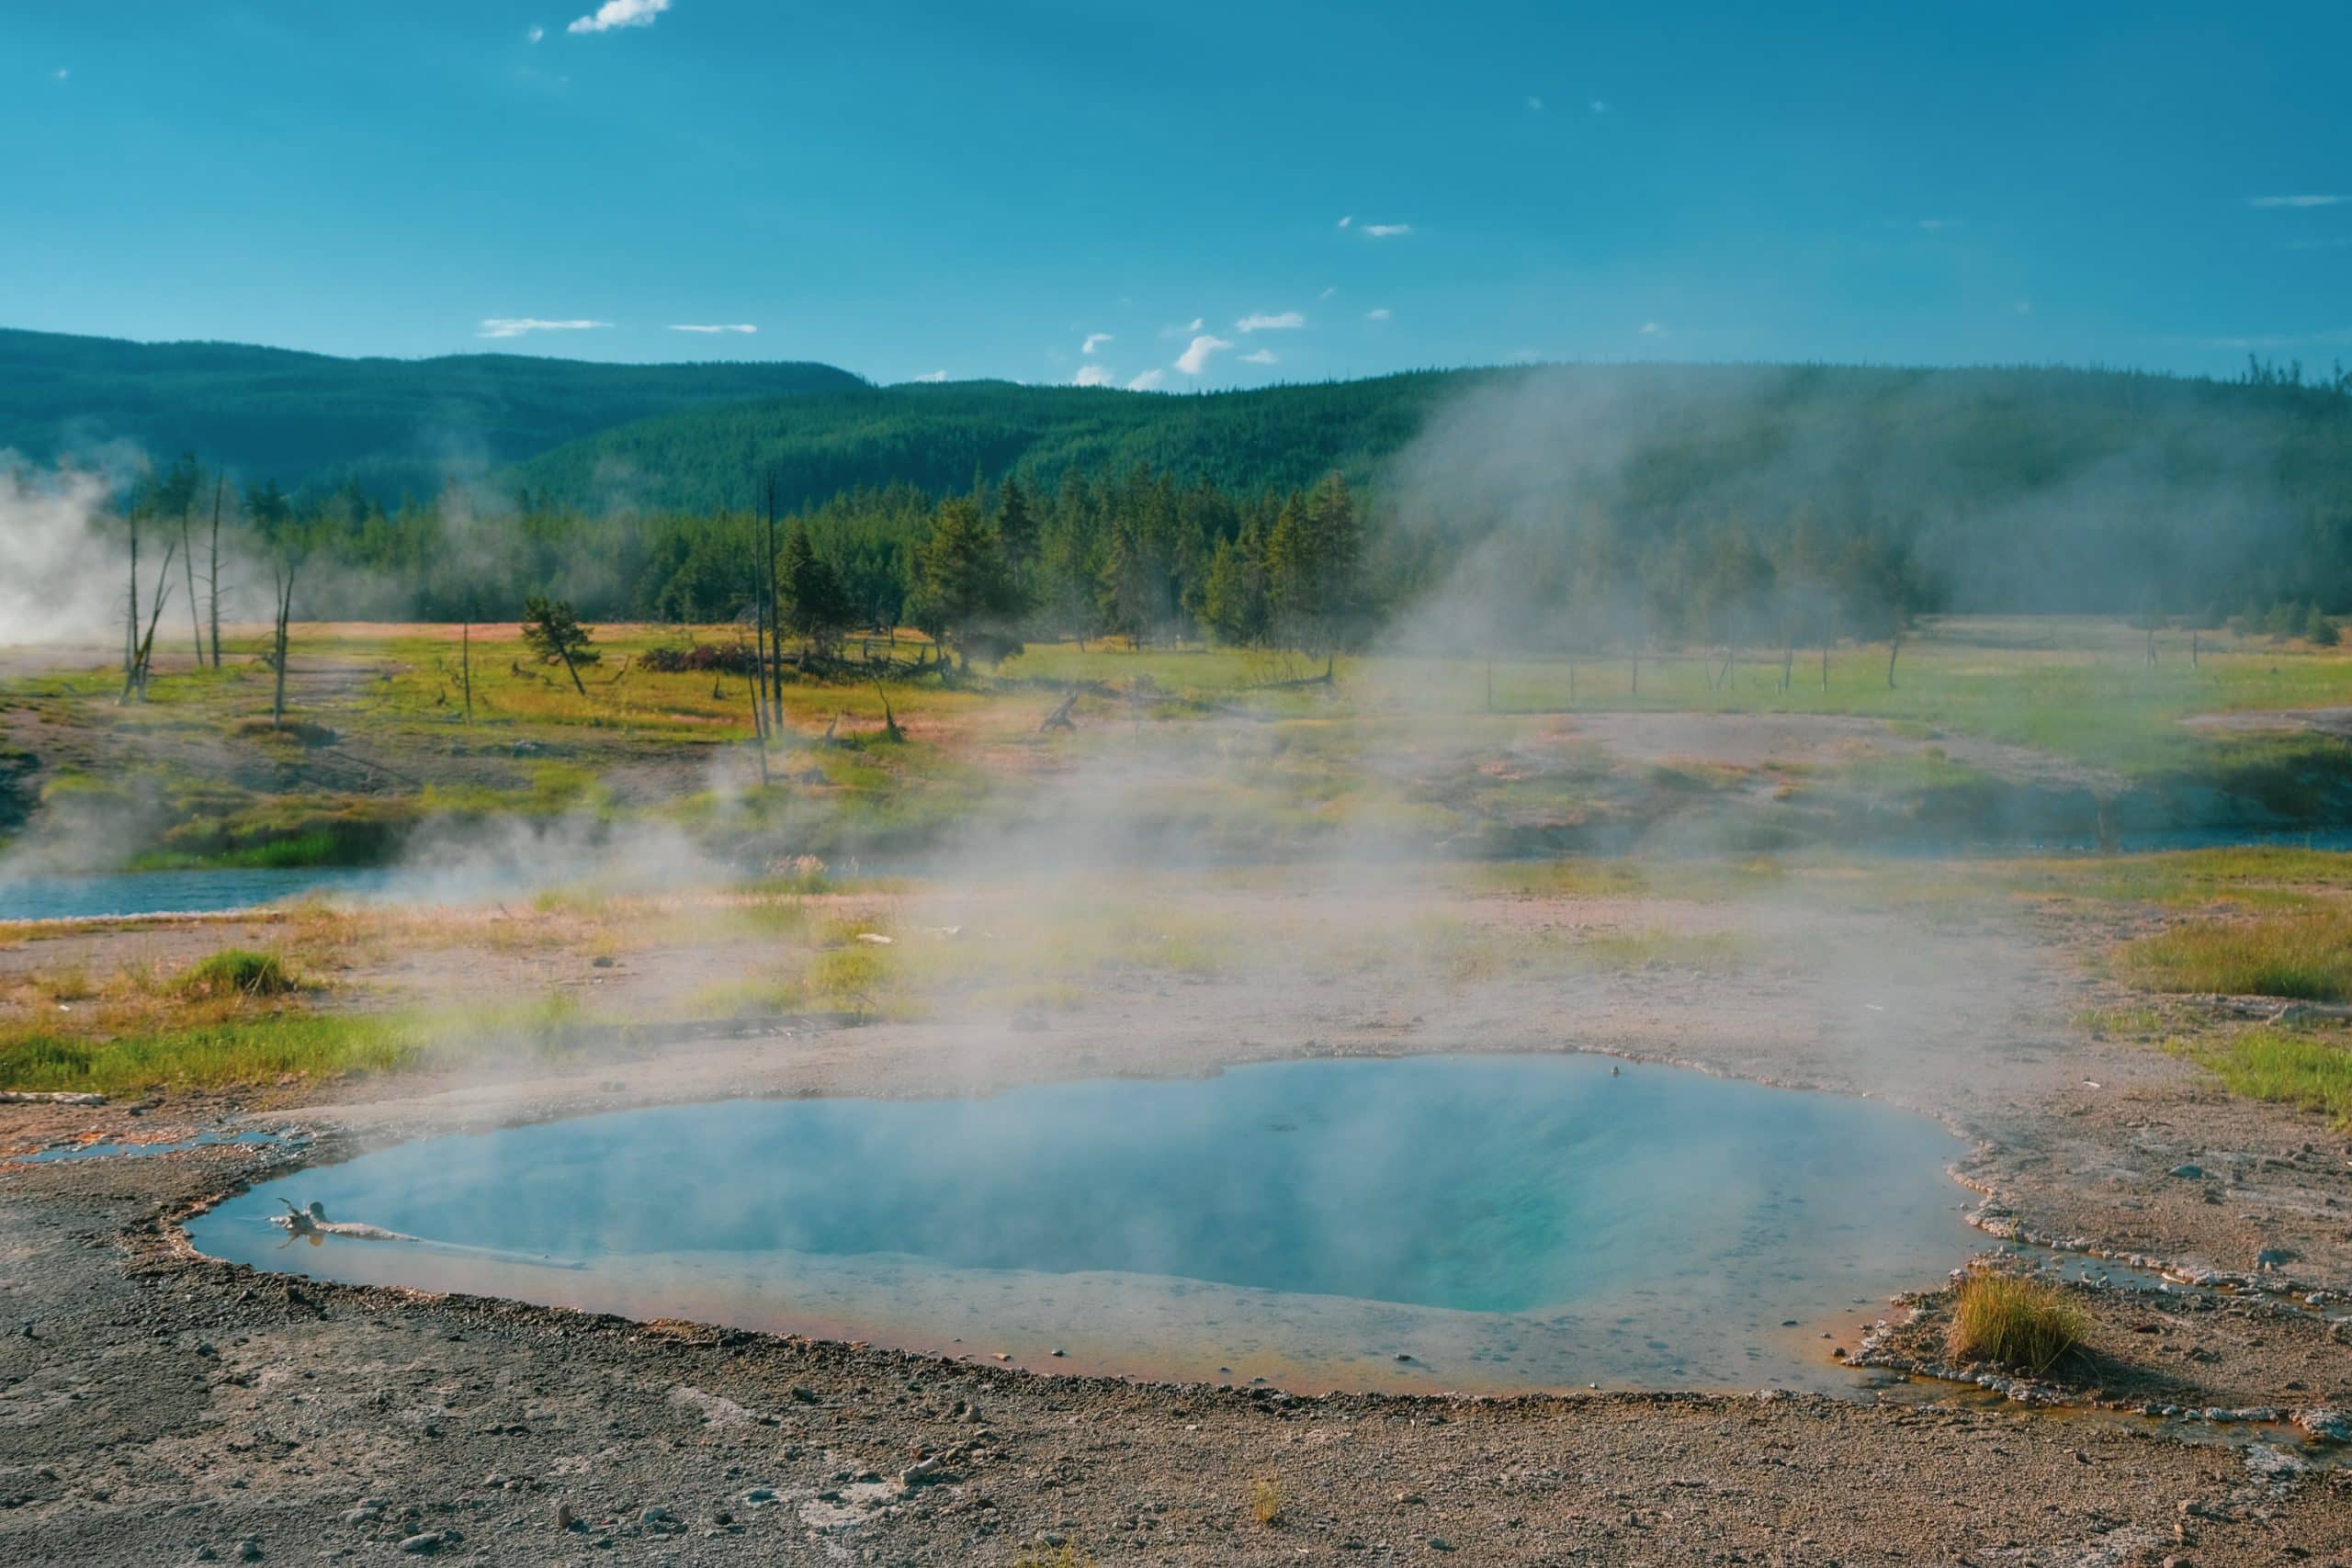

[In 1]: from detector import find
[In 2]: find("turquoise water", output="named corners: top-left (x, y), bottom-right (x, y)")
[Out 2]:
top-left (0, 867), bottom-right (395, 921)
top-left (189, 1055), bottom-right (1972, 1393)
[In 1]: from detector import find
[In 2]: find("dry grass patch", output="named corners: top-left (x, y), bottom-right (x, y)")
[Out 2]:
top-left (1946, 1270), bottom-right (2089, 1374)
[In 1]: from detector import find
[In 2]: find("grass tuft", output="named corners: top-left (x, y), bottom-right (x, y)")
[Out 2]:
top-left (1248, 1477), bottom-right (1283, 1527)
top-left (179, 949), bottom-right (297, 999)
top-left (1945, 1270), bottom-right (2089, 1374)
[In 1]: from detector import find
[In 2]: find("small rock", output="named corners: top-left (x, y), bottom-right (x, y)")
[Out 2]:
top-left (553, 1504), bottom-right (574, 1530)
top-left (2169, 1165), bottom-right (2205, 1180)
top-left (742, 1487), bottom-right (775, 1506)
top-left (1430, 1538), bottom-right (1455, 1552)
top-left (237, 1540), bottom-right (262, 1562)
top-left (395, 1533), bottom-right (442, 1555)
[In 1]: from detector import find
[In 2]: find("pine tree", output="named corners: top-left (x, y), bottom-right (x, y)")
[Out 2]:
top-left (911, 498), bottom-right (1018, 668)
top-left (779, 525), bottom-right (855, 655)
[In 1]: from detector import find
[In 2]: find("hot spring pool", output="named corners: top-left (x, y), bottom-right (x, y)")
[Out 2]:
top-left (188, 1055), bottom-right (1973, 1393)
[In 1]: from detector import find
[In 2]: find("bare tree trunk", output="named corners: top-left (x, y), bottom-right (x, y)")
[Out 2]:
top-left (121, 539), bottom-right (179, 704)
top-left (555, 637), bottom-right (587, 697)
top-left (1884, 634), bottom-right (1901, 691)
top-left (459, 619), bottom-right (474, 722)
top-left (180, 495), bottom-right (203, 666)
top-left (271, 562), bottom-right (296, 727)
top-left (1820, 644), bottom-right (1829, 694)
top-left (763, 477), bottom-right (784, 728)
top-left (206, 476), bottom-right (224, 669)
top-left (1781, 642), bottom-right (1793, 694)
top-left (125, 515), bottom-right (140, 676)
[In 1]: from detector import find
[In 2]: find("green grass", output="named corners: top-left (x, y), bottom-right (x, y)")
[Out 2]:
top-left (0, 1012), bottom-right (425, 1095)
top-left (1945, 1271), bottom-right (2090, 1373)
top-left (2119, 908), bottom-right (2352, 1000)
top-left (179, 950), bottom-right (296, 999)
top-left (2178, 1026), bottom-right (2352, 1129)
top-left (2008, 846), bottom-right (2352, 909)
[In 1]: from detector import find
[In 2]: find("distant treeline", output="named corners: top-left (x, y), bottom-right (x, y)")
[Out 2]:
top-left (73, 355), bottom-right (2352, 660)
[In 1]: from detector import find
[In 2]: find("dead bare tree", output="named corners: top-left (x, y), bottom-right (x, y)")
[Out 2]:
top-left (1884, 631), bottom-right (1902, 691)
top-left (270, 558), bottom-right (298, 728)
top-left (123, 513), bottom-right (140, 677)
top-left (763, 474), bottom-right (784, 730)
top-left (741, 630), bottom-right (770, 786)
top-left (875, 681), bottom-right (904, 742)
top-left (119, 537), bottom-right (179, 704)
top-left (206, 475), bottom-right (225, 669)
top-left (179, 480), bottom-right (203, 666)
top-left (1040, 691), bottom-right (1078, 732)
top-left (459, 617), bottom-right (474, 722)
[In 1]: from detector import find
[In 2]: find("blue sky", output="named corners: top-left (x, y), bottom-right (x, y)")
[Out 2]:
top-left (6, 2), bottom-right (2348, 388)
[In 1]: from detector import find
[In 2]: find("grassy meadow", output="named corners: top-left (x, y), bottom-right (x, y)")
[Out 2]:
top-left (3, 613), bottom-right (2351, 1113)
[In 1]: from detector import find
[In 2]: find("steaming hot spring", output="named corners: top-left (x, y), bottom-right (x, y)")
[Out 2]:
top-left (190, 1055), bottom-right (1970, 1393)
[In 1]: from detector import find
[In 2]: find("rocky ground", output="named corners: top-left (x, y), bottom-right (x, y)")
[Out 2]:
top-left (2, 879), bottom-right (2350, 1563)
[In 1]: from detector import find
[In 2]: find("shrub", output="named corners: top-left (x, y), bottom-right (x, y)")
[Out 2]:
top-left (179, 950), bottom-right (296, 999)
top-left (1945, 1271), bottom-right (2088, 1373)
top-left (1248, 1478), bottom-right (1283, 1527)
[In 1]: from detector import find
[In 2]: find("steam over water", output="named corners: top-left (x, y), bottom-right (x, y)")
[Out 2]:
top-left (193, 1055), bottom-right (1971, 1393)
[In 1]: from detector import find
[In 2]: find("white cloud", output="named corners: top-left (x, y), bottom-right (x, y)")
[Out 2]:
top-left (1071, 364), bottom-right (1114, 388)
top-left (914, 370), bottom-right (949, 382)
top-left (569, 0), bottom-right (671, 35)
top-left (1361, 222), bottom-right (1412, 238)
top-left (1236, 310), bottom-right (1305, 333)
top-left (1364, 307), bottom-right (1392, 321)
top-left (1318, 286), bottom-right (1336, 300)
top-left (1589, 99), bottom-right (1609, 114)
top-left (527, 24), bottom-right (546, 43)
top-left (2248, 194), bottom-right (2346, 209)
top-left (667, 322), bottom-right (756, 334)
top-left (1526, 95), bottom-right (1544, 111)
top-left (477, 317), bottom-right (611, 338)
top-left (1638, 321), bottom-right (1666, 336)
top-left (1127, 368), bottom-right (1166, 391)
top-left (1336, 215), bottom-right (1353, 229)
top-left (1174, 334), bottom-right (1233, 375)
top-left (53, 67), bottom-right (70, 82)
top-left (1240, 349), bottom-right (1278, 366)
top-left (1081, 332), bottom-right (1113, 355)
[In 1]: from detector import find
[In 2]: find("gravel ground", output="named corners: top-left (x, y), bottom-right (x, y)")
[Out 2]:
top-left (3, 884), bottom-right (2350, 1564)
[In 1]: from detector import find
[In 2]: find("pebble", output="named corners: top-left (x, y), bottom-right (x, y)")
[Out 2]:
top-left (237, 1540), bottom-right (262, 1562)
top-left (395, 1533), bottom-right (442, 1555)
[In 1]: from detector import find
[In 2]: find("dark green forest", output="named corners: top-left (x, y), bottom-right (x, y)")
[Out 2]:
top-left (17, 328), bottom-right (2352, 656)
top-left (0, 328), bottom-right (860, 501)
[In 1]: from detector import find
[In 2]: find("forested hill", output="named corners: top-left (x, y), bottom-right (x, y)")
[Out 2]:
top-left (0, 328), bottom-right (864, 497)
top-left (507, 373), bottom-right (1455, 513)
top-left (503, 360), bottom-right (2352, 523)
